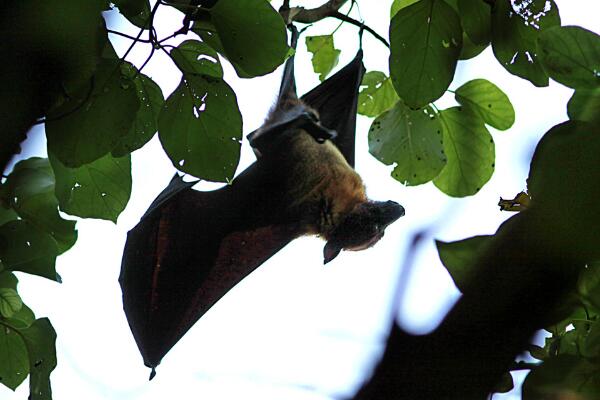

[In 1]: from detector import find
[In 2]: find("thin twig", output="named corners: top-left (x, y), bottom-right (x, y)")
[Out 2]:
top-left (331, 11), bottom-right (389, 48)
top-left (107, 29), bottom-right (153, 43)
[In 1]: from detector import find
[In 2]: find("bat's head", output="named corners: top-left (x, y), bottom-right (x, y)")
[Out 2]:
top-left (323, 200), bottom-right (405, 264)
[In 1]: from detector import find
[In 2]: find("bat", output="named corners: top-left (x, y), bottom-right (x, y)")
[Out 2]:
top-left (119, 26), bottom-right (405, 377)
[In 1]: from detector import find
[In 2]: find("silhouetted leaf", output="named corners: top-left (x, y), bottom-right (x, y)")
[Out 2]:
top-left (568, 88), bottom-right (600, 124)
top-left (4, 158), bottom-right (77, 253)
top-left (491, 0), bottom-right (560, 87)
top-left (538, 25), bottom-right (600, 89)
top-left (523, 355), bottom-right (600, 400)
top-left (46, 58), bottom-right (140, 167)
top-left (455, 79), bottom-right (515, 130)
top-left (306, 35), bottom-right (340, 81)
top-left (368, 101), bottom-right (445, 186)
top-left (159, 76), bottom-right (242, 182)
top-left (358, 71), bottom-right (399, 117)
top-left (20, 318), bottom-right (57, 400)
top-left (434, 107), bottom-right (495, 197)
top-left (389, 0), bottom-right (462, 108)
top-left (112, 74), bottom-right (164, 157)
top-left (50, 152), bottom-right (132, 223)
top-left (0, 221), bottom-right (59, 282)
top-left (114, 0), bottom-right (151, 29)
top-left (436, 235), bottom-right (492, 292)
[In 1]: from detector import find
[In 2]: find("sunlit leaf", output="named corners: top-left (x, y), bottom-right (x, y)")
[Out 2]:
top-left (358, 71), bottom-right (399, 117)
top-left (436, 235), bottom-right (491, 292)
top-left (390, 0), bottom-right (420, 17)
top-left (0, 221), bottom-right (59, 282)
top-left (306, 35), bottom-right (340, 81)
top-left (50, 152), bottom-right (132, 223)
top-left (159, 76), bottom-right (242, 182)
top-left (0, 288), bottom-right (22, 318)
top-left (538, 25), bottom-right (600, 89)
top-left (368, 101), bottom-right (445, 186)
top-left (4, 158), bottom-right (77, 253)
top-left (455, 79), bottom-right (515, 130)
top-left (0, 321), bottom-right (29, 390)
top-left (458, 0), bottom-right (491, 45)
top-left (389, 0), bottom-right (462, 108)
top-left (171, 40), bottom-right (223, 79)
top-left (46, 58), bottom-right (140, 167)
top-left (491, 0), bottom-right (560, 87)
top-left (112, 74), bottom-right (165, 157)
top-left (194, 0), bottom-right (288, 77)
top-left (568, 87), bottom-right (600, 124)
top-left (433, 107), bottom-right (495, 197)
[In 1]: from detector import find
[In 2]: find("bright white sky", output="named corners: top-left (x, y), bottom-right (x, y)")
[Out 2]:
top-left (6, 1), bottom-right (600, 399)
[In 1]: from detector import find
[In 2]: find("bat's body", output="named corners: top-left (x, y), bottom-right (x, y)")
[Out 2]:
top-left (120, 27), bottom-right (404, 373)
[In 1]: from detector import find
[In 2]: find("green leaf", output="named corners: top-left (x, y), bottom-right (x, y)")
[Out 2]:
top-left (171, 40), bottom-right (223, 79)
top-left (358, 71), bottom-right (399, 117)
top-left (523, 355), bottom-right (600, 400)
top-left (390, 0), bottom-right (420, 17)
top-left (435, 235), bottom-right (491, 292)
top-left (455, 79), bottom-right (515, 130)
top-left (112, 74), bottom-right (165, 157)
top-left (527, 121), bottom-right (600, 259)
top-left (433, 107), bottom-right (495, 197)
top-left (457, 0), bottom-right (491, 45)
top-left (195, 0), bottom-right (288, 78)
top-left (49, 152), bottom-right (132, 223)
top-left (538, 25), bottom-right (600, 89)
top-left (0, 288), bottom-right (23, 318)
top-left (306, 35), bottom-right (341, 81)
top-left (46, 58), bottom-right (140, 167)
top-left (0, 205), bottom-right (18, 226)
top-left (0, 221), bottom-right (59, 282)
top-left (0, 321), bottom-right (29, 391)
top-left (158, 76), bottom-right (242, 182)
top-left (568, 87), bottom-right (600, 124)
top-left (114, 0), bottom-right (151, 29)
top-left (9, 304), bottom-right (36, 330)
top-left (4, 158), bottom-right (77, 254)
top-left (491, 0), bottom-right (561, 87)
top-left (389, 0), bottom-right (462, 108)
top-left (458, 31), bottom-right (488, 61)
top-left (368, 101), bottom-right (445, 186)
top-left (20, 318), bottom-right (58, 400)
top-left (0, 272), bottom-right (18, 290)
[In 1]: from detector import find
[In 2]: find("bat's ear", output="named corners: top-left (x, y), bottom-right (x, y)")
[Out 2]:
top-left (323, 241), bottom-right (342, 264)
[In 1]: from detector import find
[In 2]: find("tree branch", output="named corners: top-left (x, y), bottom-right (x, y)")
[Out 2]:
top-left (331, 11), bottom-right (389, 48)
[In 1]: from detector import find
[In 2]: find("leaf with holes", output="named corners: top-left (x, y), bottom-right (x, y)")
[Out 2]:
top-left (159, 76), bottom-right (242, 182)
top-left (4, 158), bottom-right (77, 254)
top-left (358, 71), bottom-right (399, 117)
top-left (306, 35), bottom-right (341, 81)
top-left (171, 40), bottom-right (223, 79)
top-left (0, 288), bottom-right (22, 318)
top-left (455, 79), bottom-right (515, 130)
top-left (46, 58), bottom-right (140, 167)
top-left (491, 0), bottom-right (560, 87)
top-left (538, 25), bottom-right (600, 89)
top-left (112, 74), bottom-right (164, 157)
top-left (0, 221), bottom-right (59, 282)
top-left (436, 235), bottom-right (492, 292)
top-left (568, 87), bottom-right (600, 124)
top-left (49, 151), bottom-right (131, 223)
top-left (20, 318), bottom-right (57, 400)
top-left (433, 107), bottom-right (495, 197)
top-left (389, 0), bottom-right (462, 108)
top-left (369, 101), bottom-right (445, 186)
top-left (0, 320), bottom-right (29, 391)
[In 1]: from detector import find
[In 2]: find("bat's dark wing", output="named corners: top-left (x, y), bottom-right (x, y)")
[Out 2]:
top-left (301, 50), bottom-right (365, 167)
top-left (119, 28), bottom-right (366, 373)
